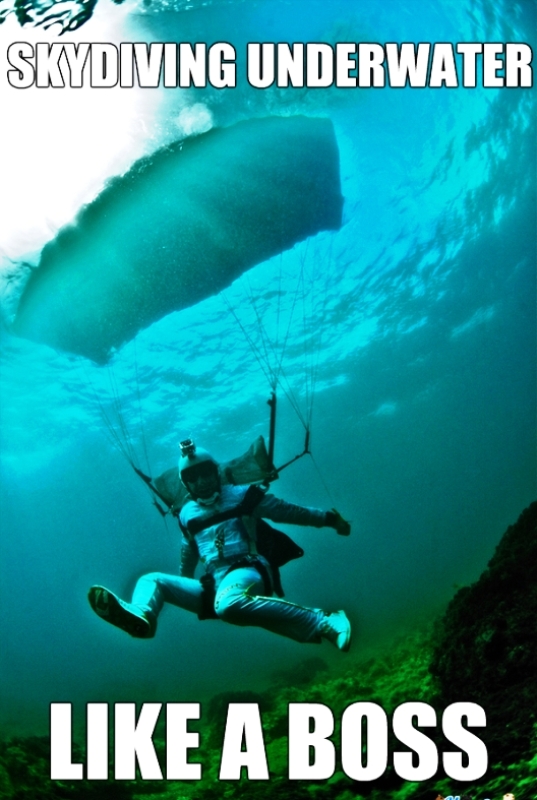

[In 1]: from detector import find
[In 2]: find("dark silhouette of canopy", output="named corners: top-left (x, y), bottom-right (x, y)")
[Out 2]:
top-left (13, 115), bottom-right (343, 363)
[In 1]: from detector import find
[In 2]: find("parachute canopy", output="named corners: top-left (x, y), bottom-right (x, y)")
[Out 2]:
top-left (13, 115), bottom-right (343, 363)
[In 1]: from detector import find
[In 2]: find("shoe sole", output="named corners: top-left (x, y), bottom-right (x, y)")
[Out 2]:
top-left (88, 585), bottom-right (152, 638)
top-left (335, 610), bottom-right (352, 652)
top-left (338, 627), bottom-right (352, 652)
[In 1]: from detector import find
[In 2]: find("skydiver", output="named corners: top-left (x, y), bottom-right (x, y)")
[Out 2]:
top-left (88, 440), bottom-right (352, 651)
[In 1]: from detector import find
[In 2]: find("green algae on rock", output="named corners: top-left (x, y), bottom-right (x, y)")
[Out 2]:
top-left (430, 501), bottom-right (537, 770)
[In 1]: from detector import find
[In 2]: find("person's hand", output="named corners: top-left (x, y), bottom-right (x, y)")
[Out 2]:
top-left (326, 508), bottom-right (351, 536)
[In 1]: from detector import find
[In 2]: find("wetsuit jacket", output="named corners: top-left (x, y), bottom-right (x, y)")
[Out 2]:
top-left (179, 484), bottom-right (327, 580)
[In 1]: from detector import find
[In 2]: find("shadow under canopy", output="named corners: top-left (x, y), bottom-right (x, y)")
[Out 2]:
top-left (13, 115), bottom-right (343, 363)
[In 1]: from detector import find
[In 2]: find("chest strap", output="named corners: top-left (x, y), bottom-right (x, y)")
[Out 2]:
top-left (184, 484), bottom-right (266, 537)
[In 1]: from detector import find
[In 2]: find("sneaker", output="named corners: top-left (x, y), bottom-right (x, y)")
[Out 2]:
top-left (88, 585), bottom-right (156, 639)
top-left (320, 610), bottom-right (352, 652)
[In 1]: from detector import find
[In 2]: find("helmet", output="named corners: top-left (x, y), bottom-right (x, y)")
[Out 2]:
top-left (178, 439), bottom-right (219, 489)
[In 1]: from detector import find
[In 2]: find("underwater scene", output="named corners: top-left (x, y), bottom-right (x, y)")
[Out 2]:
top-left (0, 0), bottom-right (535, 797)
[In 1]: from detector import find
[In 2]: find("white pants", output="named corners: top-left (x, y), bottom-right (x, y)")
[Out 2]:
top-left (132, 565), bottom-right (324, 643)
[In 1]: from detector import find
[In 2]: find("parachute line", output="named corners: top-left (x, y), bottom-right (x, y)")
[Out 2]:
top-left (82, 355), bottom-right (173, 531)
top-left (222, 239), bottom-right (334, 449)
top-left (132, 340), bottom-right (152, 477)
top-left (308, 450), bottom-right (337, 507)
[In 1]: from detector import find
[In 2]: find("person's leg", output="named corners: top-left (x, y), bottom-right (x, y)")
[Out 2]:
top-left (88, 572), bottom-right (203, 638)
top-left (89, 568), bottom-right (351, 649)
top-left (214, 566), bottom-right (325, 644)
top-left (132, 572), bottom-right (203, 618)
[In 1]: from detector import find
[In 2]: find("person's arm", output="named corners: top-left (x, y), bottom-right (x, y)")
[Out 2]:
top-left (253, 493), bottom-right (351, 535)
top-left (179, 534), bottom-right (199, 577)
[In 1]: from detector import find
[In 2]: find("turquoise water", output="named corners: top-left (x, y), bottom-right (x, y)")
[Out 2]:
top-left (0, 0), bottom-right (535, 735)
